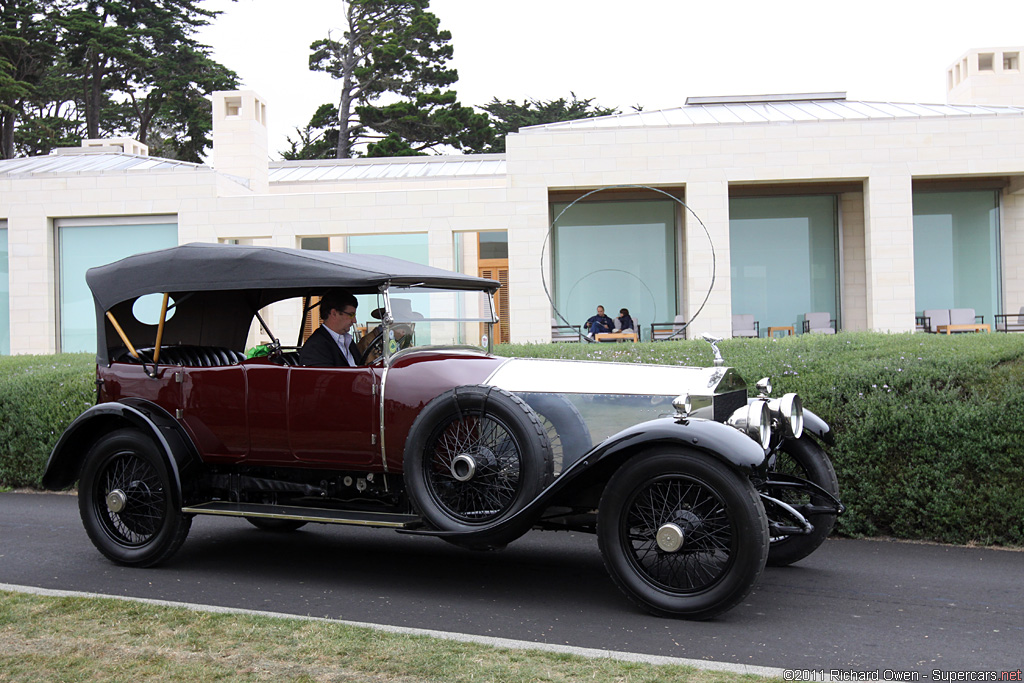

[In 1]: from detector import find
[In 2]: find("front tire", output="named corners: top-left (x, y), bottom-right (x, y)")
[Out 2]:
top-left (404, 385), bottom-right (553, 545)
top-left (597, 449), bottom-right (768, 619)
top-left (78, 429), bottom-right (191, 567)
top-left (764, 435), bottom-right (840, 566)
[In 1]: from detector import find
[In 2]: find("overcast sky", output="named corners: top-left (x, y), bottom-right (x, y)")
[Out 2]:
top-left (197, 0), bottom-right (1024, 158)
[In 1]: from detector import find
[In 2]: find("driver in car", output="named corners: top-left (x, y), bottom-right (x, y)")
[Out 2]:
top-left (299, 289), bottom-right (363, 367)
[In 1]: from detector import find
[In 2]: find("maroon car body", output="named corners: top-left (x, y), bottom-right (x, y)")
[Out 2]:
top-left (43, 243), bottom-right (842, 620)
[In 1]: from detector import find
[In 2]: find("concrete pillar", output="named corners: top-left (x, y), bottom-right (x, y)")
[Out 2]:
top-left (1001, 185), bottom-right (1024, 311)
top-left (840, 192), bottom-right (869, 331)
top-left (7, 211), bottom-right (57, 354)
top-left (863, 173), bottom-right (916, 332)
top-left (683, 179), bottom-right (732, 339)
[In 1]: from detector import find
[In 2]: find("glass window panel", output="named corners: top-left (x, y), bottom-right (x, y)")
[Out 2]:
top-left (552, 200), bottom-right (677, 340)
top-left (479, 231), bottom-right (508, 260)
top-left (59, 223), bottom-right (177, 353)
top-left (729, 196), bottom-right (838, 333)
top-left (913, 190), bottom-right (1000, 325)
top-left (347, 234), bottom-right (434, 341)
top-left (348, 233), bottom-right (429, 265)
top-left (300, 237), bottom-right (329, 251)
top-left (0, 226), bottom-right (8, 355)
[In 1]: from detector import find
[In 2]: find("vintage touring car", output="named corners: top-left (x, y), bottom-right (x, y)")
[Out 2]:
top-left (43, 243), bottom-right (843, 619)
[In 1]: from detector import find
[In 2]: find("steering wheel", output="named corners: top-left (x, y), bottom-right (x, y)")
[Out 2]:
top-left (358, 326), bottom-right (385, 365)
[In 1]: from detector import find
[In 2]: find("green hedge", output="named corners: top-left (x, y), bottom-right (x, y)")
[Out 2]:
top-left (2, 334), bottom-right (1023, 546)
top-left (0, 354), bottom-right (95, 489)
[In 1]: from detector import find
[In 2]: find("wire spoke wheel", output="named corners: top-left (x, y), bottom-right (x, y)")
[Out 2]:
top-left (95, 451), bottom-right (166, 545)
top-left (598, 449), bottom-right (767, 619)
top-left (79, 429), bottom-right (191, 567)
top-left (404, 386), bottom-right (553, 546)
top-left (425, 413), bottom-right (523, 523)
top-left (621, 475), bottom-right (734, 593)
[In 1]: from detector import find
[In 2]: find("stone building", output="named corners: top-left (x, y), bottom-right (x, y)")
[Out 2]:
top-left (2, 47), bottom-right (1024, 354)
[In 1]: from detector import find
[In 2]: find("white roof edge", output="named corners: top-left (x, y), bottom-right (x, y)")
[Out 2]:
top-left (0, 150), bottom-right (207, 177)
top-left (685, 92), bottom-right (847, 105)
top-left (267, 154), bottom-right (508, 184)
top-left (268, 152), bottom-right (506, 169)
top-left (521, 99), bottom-right (1024, 132)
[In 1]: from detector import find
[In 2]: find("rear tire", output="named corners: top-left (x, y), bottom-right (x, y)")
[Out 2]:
top-left (78, 429), bottom-right (191, 567)
top-left (597, 449), bottom-right (768, 619)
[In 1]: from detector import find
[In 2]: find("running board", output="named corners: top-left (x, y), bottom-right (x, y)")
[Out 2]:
top-left (181, 501), bottom-right (422, 529)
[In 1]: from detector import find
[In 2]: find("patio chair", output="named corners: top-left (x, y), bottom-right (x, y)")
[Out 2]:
top-left (801, 312), bottom-right (836, 334)
top-left (994, 306), bottom-right (1024, 332)
top-left (551, 318), bottom-right (582, 343)
top-left (922, 309), bottom-right (950, 333)
top-left (949, 308), bottom-right (983, 326)
top-left (731, 314), bottom-right (759, 338)
top-left (650, 315), bottom-right (687, 341)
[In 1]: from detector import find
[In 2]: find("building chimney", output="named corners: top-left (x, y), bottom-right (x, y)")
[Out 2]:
top-left (946, 47), bottom-right (1024, 106)
top-left (211, 90), bottom-right (269, 193)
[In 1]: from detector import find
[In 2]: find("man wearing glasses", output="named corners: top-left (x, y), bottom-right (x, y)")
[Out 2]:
top-left (299, 289), bottom-right (363, 367)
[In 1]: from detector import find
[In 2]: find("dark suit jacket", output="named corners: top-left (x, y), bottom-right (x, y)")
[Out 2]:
top-left (299, 325), bottom-right (361, 367)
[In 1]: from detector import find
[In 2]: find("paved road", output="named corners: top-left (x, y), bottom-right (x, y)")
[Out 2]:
top-left (2, 491), bottom-right (1022, 674)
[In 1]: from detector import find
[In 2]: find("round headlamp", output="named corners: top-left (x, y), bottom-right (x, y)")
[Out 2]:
top-left (727, 400), bottom-right (771, 450)
top-left (768, 393), bottom-right (804, 439)
top-left (672, 393), bottom-right (692, 417)
top-left (781, 393), bottom-right (804, 439)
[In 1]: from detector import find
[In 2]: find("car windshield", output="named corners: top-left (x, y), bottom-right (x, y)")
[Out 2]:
top-left (358, 286), bottom-right (496, 351)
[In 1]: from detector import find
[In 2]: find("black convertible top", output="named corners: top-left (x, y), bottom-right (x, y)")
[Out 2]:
top-left (88, 243), bottom-right (499, 364)
top-left (87, 242), bottom-right (499, 310)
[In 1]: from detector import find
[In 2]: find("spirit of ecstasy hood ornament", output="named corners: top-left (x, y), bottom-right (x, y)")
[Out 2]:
top-left (701, 333), bottom-right (724, 366)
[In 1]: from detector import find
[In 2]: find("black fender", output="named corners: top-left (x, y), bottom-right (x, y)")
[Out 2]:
top-left (802, 408), bottom-right (834, 445)
top-left (41, 399), bottom-right (200, 502)
top-left (400, 415), bottom-right (768, 543)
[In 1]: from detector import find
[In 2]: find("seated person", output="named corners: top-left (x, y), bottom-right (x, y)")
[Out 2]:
top-left (299, 289), bottom-right (362, 367)
top-left (616, 308), bottom-right (635, 333)
top-left (585, 305), bottom-right (614, 337)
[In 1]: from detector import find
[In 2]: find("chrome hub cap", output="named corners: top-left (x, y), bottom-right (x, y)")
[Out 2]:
top-left (106, 489), bottom-right (127, 514)
top-left (656, 522), bottom-right (685, 553)
top-left (451, 454), bottom-right (477, 482)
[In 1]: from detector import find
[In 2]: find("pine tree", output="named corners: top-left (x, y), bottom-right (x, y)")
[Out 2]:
top-left (289, 0), bottom-right (491, 159)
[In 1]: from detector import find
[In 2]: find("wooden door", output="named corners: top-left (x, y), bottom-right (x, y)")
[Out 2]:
top-left (478, 260), bottom-right (509, 344)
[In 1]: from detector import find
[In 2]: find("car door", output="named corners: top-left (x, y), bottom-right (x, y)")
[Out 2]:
top-left (287, 365), bottom-right (380, 468)
top-left (180, 365), bottom-right (248, 463)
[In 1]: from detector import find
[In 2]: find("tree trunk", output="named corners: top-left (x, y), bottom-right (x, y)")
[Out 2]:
top-left (87, 54), bottom-right (103, 139)
top-left (1, 110), bottom-right (15, 159)
top-left (336, 54), bottom-right (355, 159)
top-left (334, 7), bottom-right (359, 159)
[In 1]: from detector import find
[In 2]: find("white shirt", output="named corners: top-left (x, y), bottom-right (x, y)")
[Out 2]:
top-left (322, 323), bottom-right (356, 366)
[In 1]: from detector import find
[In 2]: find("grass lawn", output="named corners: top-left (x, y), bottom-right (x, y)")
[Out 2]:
top-left (0, 590), bottom-right (778, 683)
